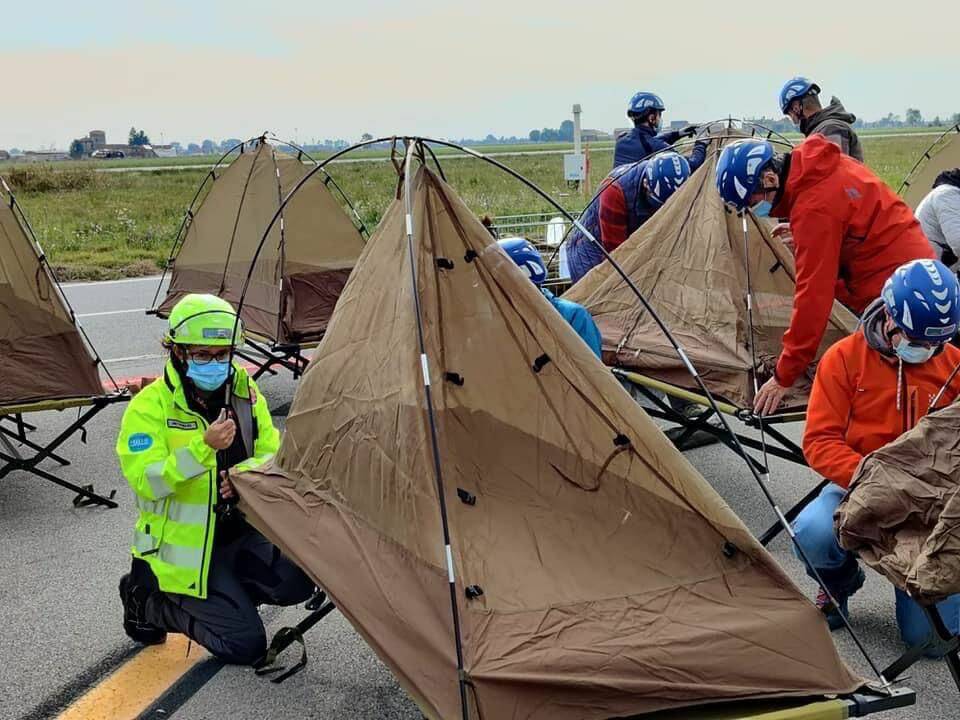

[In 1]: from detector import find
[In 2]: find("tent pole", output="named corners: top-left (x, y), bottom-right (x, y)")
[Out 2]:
top-left (401, 140), bottom-right (471, 720)
top-left (543, 118), bottom-right (794, 272)
top-left (414, 136), bottom-right (892, 689)
top-left (896, 122), bottom-right (960, 196)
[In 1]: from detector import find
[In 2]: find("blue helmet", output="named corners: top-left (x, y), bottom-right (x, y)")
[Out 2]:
top-left (498, 238), bottom-right (547, 285)
top-left (778, 76), bottom-right (820, 114)
top-left (882, 259), bottom-right (960, 343)
top-left (715, 139), bottom-right (775, 212)
top-left (643, 152), bottom-right (691, 206)
top-left (627, 91), bottom-right (666, 117)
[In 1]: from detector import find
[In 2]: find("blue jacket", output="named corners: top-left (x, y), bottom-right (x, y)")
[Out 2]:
top-left (542, 289), bottom-right (602, 359)
top-left (566, 162), bottom-right (656, 284)
top-left (613, 126), bottom-right (707, 171)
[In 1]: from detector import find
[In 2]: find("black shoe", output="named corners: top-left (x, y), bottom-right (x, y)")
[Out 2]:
top-left (119, 574), bottom-right (167, 646)
top-left (664, 425), bottom-right (722, 450)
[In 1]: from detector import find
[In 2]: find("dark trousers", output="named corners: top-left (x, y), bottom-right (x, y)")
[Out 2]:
top-left (133, 526), bottom-right (314, 665)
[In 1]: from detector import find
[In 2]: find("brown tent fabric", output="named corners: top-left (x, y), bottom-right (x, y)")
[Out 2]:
top-left (563, 131), bottom-right (858, 410)
top-left (155, 140), bottom-right (365, 344)
top-left (900, 124), bottom-right (960, 210)
top-left (234, 165), bottom-right (862, 720)
top-left (0, 181), bottom-right (103, 407)
top-left (837, 402), bottom-right (960, 605)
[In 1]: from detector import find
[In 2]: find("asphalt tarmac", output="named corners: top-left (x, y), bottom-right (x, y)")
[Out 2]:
top-left (1, 276), bottom-right (955, 719)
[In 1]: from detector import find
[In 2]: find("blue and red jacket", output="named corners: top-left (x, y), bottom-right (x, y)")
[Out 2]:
top-left (613, 125), bottom-right (707, 169)
top-left (566, 162), bottom-right (658, 283)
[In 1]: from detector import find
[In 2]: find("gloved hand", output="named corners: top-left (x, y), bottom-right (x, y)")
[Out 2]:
top-left (680, 124), bottom-right (700, 138)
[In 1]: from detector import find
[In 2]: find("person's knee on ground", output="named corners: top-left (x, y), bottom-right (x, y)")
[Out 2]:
top-left (209, 620), bottom-right (268, 665)
top-left (895, 589), bottom-right (960, 656)
top-left (792, 484), bottom-right (851, 571)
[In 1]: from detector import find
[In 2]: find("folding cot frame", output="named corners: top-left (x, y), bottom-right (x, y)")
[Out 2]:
top-left (0, 393), bottom-right (127, 509)
top-left (0, 180), bottom-right (128, 509)
top-left (614, 367), bottom-right (960, 692)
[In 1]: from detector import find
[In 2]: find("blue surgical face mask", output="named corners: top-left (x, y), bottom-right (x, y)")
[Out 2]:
top-left (894, 338), bottom-right (937, 364)
top-left (752, 200), bottom-right (772, 217)
top-left (187, 359), bottom-right (231, 391)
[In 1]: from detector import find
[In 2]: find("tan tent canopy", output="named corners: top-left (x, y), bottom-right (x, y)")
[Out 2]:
top-left (838, 401), bottom-right (960, 605)
top-left (153, 137), bottom-right (366, 345)
top-left (0, 178), bottom-right (104, 406)
top-left (235, 162), bottom-right (863, 719)
top-left (564, 129), bottom-right (858, 410)
top-left (899, 123), bottom-right (960, 209)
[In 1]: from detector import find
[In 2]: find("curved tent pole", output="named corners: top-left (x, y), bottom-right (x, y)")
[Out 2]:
top-left (226, 135), bottom-right (397, 369)
top-left (0, 178), bottom-right (121, 393)
top-left (230, 134), bottom-right (892, 689)
top-left (150, 132), bottom-right (373, 313)
top-left (543, 118), bottom-right (794, 272)
top-left (149, 137), bottom-right (257, 310)
top-left (266, 133), bottom-right (371, 240)
top-left (897, 122), bottom-right (960, 197)
top-left (410, 136), bottom-right (892, 689)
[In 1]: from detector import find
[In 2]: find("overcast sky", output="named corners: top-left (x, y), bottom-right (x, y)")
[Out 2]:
top-left (3, 0), bottom-right (958, 149)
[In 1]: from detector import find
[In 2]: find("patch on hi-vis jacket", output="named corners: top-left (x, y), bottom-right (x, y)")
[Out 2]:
top-left (128, 433), bottom-right (154, 452)
top-left (167, 419), bottom-right (199, 431)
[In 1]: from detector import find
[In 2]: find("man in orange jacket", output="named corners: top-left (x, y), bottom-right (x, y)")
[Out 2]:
top-left (793, 259), bottom-right (960, 646)
top-left (716, 135), bottom-right (936, 415)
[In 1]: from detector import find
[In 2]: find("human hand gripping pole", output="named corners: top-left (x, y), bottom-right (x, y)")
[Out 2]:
top-left (205, 408), bottom-right (239, 512)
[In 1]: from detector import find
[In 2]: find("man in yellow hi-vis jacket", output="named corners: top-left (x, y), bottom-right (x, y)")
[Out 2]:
top-left (116, 294), bottom-right (312, 664)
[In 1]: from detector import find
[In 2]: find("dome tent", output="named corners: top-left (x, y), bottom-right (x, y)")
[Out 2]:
top-left (151, 135), bottom-right (367, 377)
top-left (231, 138), bottom-right (914, 720)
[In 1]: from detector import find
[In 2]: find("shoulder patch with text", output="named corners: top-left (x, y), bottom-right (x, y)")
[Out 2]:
top-left (167, 419), bottom-right (199, 431)
top-left (128, 433), bottom-right (153, 453)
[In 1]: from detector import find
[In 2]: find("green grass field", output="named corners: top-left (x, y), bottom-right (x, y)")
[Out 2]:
top-left (4, 131), bottom-right (943, 280)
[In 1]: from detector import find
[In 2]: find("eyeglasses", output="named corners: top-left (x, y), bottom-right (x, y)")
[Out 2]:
top-left (187, 349), bottom-right (232, 365)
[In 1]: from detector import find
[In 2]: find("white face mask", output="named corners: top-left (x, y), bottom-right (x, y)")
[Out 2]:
top-left (894, 338), bottom-right (937, 364)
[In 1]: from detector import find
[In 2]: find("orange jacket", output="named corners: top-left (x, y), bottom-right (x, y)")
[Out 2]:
top-left (803, 330), bottom-right (960, 488)
top-left (771, 136), bottom-right (935, 387)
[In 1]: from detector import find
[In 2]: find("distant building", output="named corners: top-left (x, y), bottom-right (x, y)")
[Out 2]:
top-left (70, 130), bottom-right (158, 159)
top-left (0, 150), bottom-right (9, 161)
top-left (581, 128), bottom-right (614, 142)
top-left (149, 144), bottom-right (177, 158)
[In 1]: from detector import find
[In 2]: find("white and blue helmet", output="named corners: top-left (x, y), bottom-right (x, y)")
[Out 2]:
top-left (643, 152), bottom-right (691, 206)
top-left (779, 76), bottom-right (820, 114)
top-left (498, 238), bottom-right (547, 285)
top-left (882, 259), bottom-right (960, 343)
top-left (715, 139), bottom-right (775, 212)
top-left (627, 92), bottom-right (666, 117)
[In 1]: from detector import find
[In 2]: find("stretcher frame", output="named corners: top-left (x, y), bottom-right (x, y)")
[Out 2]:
top-left (0, 393), bottom-right (128, 508)
top-left (614, 368), bottom-right (960, 694)
top-left (233, 336), bottom-right (313, 381)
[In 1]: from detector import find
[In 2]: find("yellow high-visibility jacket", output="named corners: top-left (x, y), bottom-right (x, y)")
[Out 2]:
top-left (116, 361), bottom-right (278, 598)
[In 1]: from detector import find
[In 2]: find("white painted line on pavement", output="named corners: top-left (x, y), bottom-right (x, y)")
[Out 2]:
top-left (62, 275), bottom-right (163, 288)
top-left (77, 308), bottom-right (148, 318)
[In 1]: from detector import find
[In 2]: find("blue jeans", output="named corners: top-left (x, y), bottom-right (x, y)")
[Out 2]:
top-left (793, 483), bottom-right (960, 650)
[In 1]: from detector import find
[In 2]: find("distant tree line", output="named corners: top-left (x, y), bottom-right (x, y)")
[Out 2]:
top-left (528, 120), bottom-right (575, 143)
top-left (744, 109), bottom-right (960, 134)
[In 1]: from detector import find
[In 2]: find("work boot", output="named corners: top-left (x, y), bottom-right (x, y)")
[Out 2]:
top-left (813, 560), bottom-right (866, 631)
top-left (119, 574), bottom-right (167, 645)
top-left (664, 400), bottom-right (722, 450)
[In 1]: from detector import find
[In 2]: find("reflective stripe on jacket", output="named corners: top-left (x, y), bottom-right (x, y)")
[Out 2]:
top-left (115, 361), bottom-right (279, 598)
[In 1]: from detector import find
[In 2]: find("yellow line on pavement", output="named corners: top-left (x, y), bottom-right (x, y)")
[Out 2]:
top-left (56, 636), bottom-right (207, 720)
